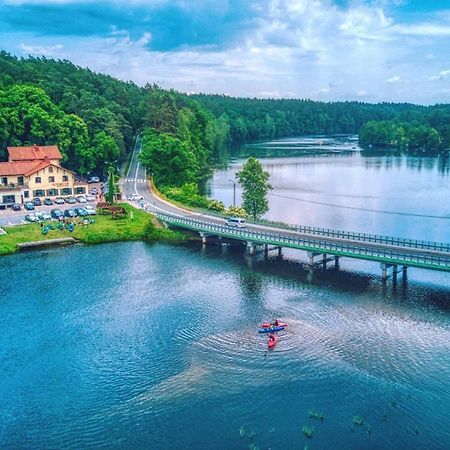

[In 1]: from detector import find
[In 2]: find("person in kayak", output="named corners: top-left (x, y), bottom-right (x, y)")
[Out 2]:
top-left (273, 319), bottom-right (280, 327)
top-left (268, 333), bottom-right (275, 342)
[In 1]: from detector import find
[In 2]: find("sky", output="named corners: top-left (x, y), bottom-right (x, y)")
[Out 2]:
top-left (1, 0), bottom-right (450, 104)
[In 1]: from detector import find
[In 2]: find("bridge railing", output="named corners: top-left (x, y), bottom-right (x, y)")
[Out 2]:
top-left (187, 209), bottom-right (450, 253)
top-left (157, 213), bottom-right (450, 269)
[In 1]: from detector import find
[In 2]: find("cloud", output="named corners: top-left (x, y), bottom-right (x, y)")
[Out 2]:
top-left (20, 42), bottom-right (63, 55)
top-left (428, 69), bottom-right (450, 81)
top-left (386, 75), bottom-right (401, 83)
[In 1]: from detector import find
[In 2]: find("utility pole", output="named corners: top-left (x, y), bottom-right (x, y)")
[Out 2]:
top-left (229, 179), bottom-right (236, 207)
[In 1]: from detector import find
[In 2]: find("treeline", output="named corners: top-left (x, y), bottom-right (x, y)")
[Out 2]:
top-left (359, 119), bottom-right (450, 152)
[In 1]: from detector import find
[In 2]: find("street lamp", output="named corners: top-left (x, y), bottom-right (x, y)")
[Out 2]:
top-left (229, 179), bottom-right (236, 207)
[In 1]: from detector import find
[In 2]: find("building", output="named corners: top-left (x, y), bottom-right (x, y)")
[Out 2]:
top-left (0, 145), bottom-right (88, 205)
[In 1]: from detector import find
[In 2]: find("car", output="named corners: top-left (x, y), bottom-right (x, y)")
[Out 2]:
top-left (131, 194), bottom-right (143, 201)
top-left (43, 198), bottom-right (53, 206)
top-left (88, 176), bottom-right (100, 183)
top-left (64, 208), bottom-right (77, 218)
top-left (12, 203), bottom-right (21, 211)
top-left (76, 195), bottom-right (87, 203)
top-left (90, 187), bottom-right (98, 195)
top-left (24, 202), bottom-right (35, 211)
top-left (65, 197), bottom-right (77, 204)
top-left (85, 194), bottom-right (95, 202)
top-left (74, 207), bottom-right (88, 216)
top-left (32, 197), bottom-right (42, 206)
top-left (84, 205), bottom-right (96, 215)
top-left (50, 208), bottom-right (63, 219)
top-left (25, 213), bottom-right (39, 222)
top-left (225, 217), bottom-right (246, 228)
top-left (54, 197), bottom-right (65, 205)
top-left (37, 211), bottom-right (52, 221)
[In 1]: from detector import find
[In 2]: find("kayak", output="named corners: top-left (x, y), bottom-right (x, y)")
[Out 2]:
top-left (258, 326), bottom-right (285, 333)
top-left (261, 321), bottom-right (288, 328)
top-left (268, 334), bottom-right (278, 349)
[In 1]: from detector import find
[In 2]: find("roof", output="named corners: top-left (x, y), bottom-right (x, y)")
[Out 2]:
top-left (0, 161), bottom-right (75, 177)
top-left (7, 145), bottom-right (62, 161)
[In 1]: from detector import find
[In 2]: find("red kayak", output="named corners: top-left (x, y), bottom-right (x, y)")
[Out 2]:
top-left (268, 334), bottom-right (278, 349)
top-left (261, 321), bottom-right (288, 328)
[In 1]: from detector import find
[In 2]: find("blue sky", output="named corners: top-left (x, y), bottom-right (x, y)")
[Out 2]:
top-left (1, 0), bottom-right (450, 104)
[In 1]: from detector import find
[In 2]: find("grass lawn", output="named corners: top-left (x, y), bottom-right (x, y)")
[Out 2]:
top-left (0, 203), bottom-right (187, 256)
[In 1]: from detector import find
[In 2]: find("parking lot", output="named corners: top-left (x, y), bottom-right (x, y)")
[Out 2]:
top-left (0, 182), bottom-right (103, 227)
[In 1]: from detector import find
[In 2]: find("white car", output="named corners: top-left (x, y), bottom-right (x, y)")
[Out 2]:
top-left (225, 217), bottom-right (246, 228)
top-left (85, 194), bottom-right (95, 202)
top-left (131, 194), bottom-right (143, 201)
top-left (84, 205), bottom-right (97, 215)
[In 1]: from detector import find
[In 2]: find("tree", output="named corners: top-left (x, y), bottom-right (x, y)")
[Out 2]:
top-left (236, 157), bottom-right (272, 220)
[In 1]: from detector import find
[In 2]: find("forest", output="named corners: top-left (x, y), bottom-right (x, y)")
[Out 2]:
top-left (1, 51), bottom-right (449, 186)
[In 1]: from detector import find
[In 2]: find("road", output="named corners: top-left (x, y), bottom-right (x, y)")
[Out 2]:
top-left (121, 137), bottom-right (450, 270)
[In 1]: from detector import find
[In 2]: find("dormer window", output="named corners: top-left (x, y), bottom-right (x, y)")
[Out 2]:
top-left (49, 166), bottom-right (53, 173)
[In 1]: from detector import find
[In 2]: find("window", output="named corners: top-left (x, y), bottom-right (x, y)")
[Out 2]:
top-left (1, 177), bottom-right (7, 185)
top-left (60, 188), bottom-right (72, 196)
top-left (17, 176), bottom-right (24, 186)
top-left (49, 176), bottom-right (55, 183)
top-left (35, 177), bottom-right (41, 184)
top-left (48, 166), bottom-right (53, 173)
top-left (46, 189), bottom-right (58, 196)
top-left (2, 194), bottom-right (15, 204)
top-left (24, 190), bottom-right (29, 198)
top-left (75, 187), bottom-right (86, 194)
top-left (62, 175), bottom-right (68, 182)
top-left (33, 189), bottom-right (45, 197)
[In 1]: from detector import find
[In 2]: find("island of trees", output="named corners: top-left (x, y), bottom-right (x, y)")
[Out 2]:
top-left (1, 50), bottom-right (450, 214)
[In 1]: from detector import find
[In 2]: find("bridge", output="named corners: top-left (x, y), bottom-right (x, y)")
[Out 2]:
top-left (122, 137), bottom-right (450, 280)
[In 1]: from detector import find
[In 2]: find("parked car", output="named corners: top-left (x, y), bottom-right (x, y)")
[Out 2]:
top-left (65, 197), bottom-right (77, 204)
top-left (32, 197), bottom-right (42, 206)
top-left (74, 207), bottom-right (88, 217)
top-left (64, 208), bottom-right (77, 218)
top-left (37, 211), bottom-right (52, 221)
top-left (90, 187), bottom-right (98, 195)
top-left (88, 176), bottom-right (100, 183)
top-left (76, 195), bottom-right (87, 203)
top-left (131, 194), bottom-right (143, 201)
top-left (12, 203), bottom-right (21, 211)
top-left (84, 205), bottom-right (96, 215)
top-left (24, 202), bottom-right (35, 211)
top-left (54, 197), bottom-right (65, 205)
top-left (25, 213), bottom-right (39, 222)
top-left (85, 194), bottom-right (95, 202)
top-left (43, 198), bottom-right (54, 206)
top-left (50, 208), bottom-right (63, 219)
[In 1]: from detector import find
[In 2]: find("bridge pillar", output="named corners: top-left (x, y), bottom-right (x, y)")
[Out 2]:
top-left (199, 232), bottom-right (208, 245)
top-left (335, 256), bottom-right (340, 269)
top-left (278, 247), bottom-right (282, 258)
top-left (247, 241), bottom-right (255, 255)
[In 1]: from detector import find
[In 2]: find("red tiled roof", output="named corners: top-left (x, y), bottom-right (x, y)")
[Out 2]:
top-left (0, 161), bottom-right (42, 176)
top-left (24, 160), bottom-right (52, 176)
top-left (7, 145), bottom-right (62, 161)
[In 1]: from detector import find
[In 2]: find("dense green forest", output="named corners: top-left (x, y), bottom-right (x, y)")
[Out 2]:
top-left (1, 51), bottom-right (450, 185)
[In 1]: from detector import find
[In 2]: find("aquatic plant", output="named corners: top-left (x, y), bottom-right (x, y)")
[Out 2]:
top-left (389, 400), bottom-right (399, 408)
top-left (308, 410), bottom-right (325, 421)
top-left (248, 444), bottom-right (259, 450)
top-left (302, 425), bottom-right (314, 439)
top-left (353, 415), bottom-right (364, 426)
top-left (239, 427), bottom-right (245, 438)
top-left (248, 431), bottom-right (256, 441)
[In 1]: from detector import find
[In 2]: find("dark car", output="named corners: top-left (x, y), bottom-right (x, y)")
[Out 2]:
top-left (74, 207), bottom-right (88, 217)
top-left (64, 208), bottom-right (77, 218)
top-left (24, 202), bottom-right (35, 211)
top-left (12, 203), bottom-right (21, 211)
top-left (43, 198), bottom-right (53, 206)
top-left (32, 197), bottom-right (42, 206)
top-left (50, 208), bottom-right (63, 219)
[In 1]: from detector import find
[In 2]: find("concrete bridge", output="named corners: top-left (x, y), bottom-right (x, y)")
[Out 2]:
top-left (122, 137), bottom-right (450, 281)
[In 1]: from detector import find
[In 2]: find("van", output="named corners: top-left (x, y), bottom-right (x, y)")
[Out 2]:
top-left (225, 217), bottom-right (246, 228)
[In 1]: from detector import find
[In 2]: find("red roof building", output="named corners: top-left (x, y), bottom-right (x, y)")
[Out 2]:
top-left (7, 145), bottom-right (62, 162)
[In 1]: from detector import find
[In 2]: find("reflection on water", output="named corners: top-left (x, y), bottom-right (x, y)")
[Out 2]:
top-left (0, 242), bottom-right (449, 449)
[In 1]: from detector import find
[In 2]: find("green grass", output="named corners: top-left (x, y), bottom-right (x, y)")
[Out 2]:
top-left (0, 204), bottom-right (187, 256)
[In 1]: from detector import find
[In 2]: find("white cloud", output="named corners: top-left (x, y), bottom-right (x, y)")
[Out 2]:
top-left (386, 75), bottom-right (401, 83)
top-left (428, 70), bottom-right (450, 81)
top-left (20, 43), bottom-right (63, 55)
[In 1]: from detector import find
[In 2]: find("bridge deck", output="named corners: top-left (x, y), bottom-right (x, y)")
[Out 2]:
top-left (157, 213), bottom-right (450, 272)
